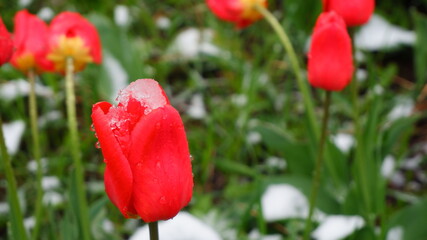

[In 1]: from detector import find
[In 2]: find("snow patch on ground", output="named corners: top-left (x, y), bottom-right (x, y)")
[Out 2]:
top-left (312, 215), bottom-right (364, 240)
top-left (186, 93), bottom-right (207, 119)
top-left (249, 229), bottom-right (282, 240)
top-left (332, 133), bottom-right (354, 153)
top-left (387, 98), bottom-right (414, 122)
top-left (261, 184), bottom-right (323, 221)
top-left (42, 176), bottom-right (61, 190)
top-left (381, 155), bottom-right (396, 179)
top-left (0, 79), bottom-right (53, 101)
top-left (27, 158), bottom-right (48, 173)
top-left (386, 226), bottom-right (404, 240)
top-left (114, 5), bottom-right (131, 27)
top-left (168, 28), bottom-right (222, 60)
top-left (355, 14), bottom-right (416, 51)
top-left (38, 7), bottom-right (54, 20)
top-left (2, 120), bottom-right (25, 155)
top-left (129, 212), bottom-right (222, 240)
top-left (156, 16), bottom-right (171, 29)
top-left (103, 53), bottom-right (129, 102)
top-left (43, 191), bottom-right (64, 206)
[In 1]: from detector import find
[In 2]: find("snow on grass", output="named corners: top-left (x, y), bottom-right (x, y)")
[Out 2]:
top-left (43, 191), bottom-right (64, 207)
top-left (168, 28), bottom-right (222, 60)
top-left (27, 158), bottom-right (48, 173)
top-left (114, 5), bottom-right (131, 27)
top-left (186, 93), bottom-right (207, 119)
top-left (355, 14), bottom-right (415, 51)
top-left (386, 226), bottom-right (404, 240)
top-left (381, 155), bottom-right (396, 179)
top-left (312, 215), bottom-right (364, 240)
top-left (387, 97), bottom-right (414, 122)
top-left (42, 176), bottom-right (61, 190)
top-left (103, 53), bottom-right (129, 102)
top-left (0, 79), bottom-right (53, 101)
top-left (156, 16), bottom-right (171, 29)
top-left (331, 133), bottom-right (354, 154)
top-left (2, 120), bottom-right (25, 155)
top-left (261, 184), bottom-right (323, 221)
top-left (129, 212), bottom-right (221, 240)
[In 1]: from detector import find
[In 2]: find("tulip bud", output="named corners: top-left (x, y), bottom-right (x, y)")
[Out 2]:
top-left (0, 16), bottom-right (13, 67)
top-left (206, 0), bottom-right (268, 28)
top-left (10, 10), bottom-right (52, 73)
top-left (48, 12), bottom-right (102, 72)
top-left (91, 79), bottom-right (193, 222)
top-left (308, 11), bottom-right (354, 91)
top-left (321, 0), bottom-right (375, 26)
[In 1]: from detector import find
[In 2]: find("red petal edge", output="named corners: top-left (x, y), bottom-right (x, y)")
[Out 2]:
top-left (91, 102), bottom-right (136, 218)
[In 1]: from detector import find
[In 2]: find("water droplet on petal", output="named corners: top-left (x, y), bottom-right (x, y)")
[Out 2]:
top-left (90, 124), bottom-right (95, 131)
top-left (190, 155), bottom-right (194, 161)
top-left (159, 196), bottom-right (166, 204)
top-left (156, 161), bottom-right (161, 168)
top-left (155, 122), bottom-right (161, 130)
top-left (136, 162), bottom-right (143, 168)
top-left (95, 141), bottom-right (101, 149)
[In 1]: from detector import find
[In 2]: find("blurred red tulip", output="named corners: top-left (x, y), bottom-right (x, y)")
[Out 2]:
top-left (91, 79), bottom-right (193, 222)
top-left (308, 11), bottom-right (354, 91)
top-left (322, 0), bottom-right (375, 26)
top-left (11, 10), bottom-right (52, 73)
top-left (48, 12), bottom-right (101, 72)
top-left (0, 16), bottom-right (13, 67)
top-left (206, 0), bottom-right (267, 28)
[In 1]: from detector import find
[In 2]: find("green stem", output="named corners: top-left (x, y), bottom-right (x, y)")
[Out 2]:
top-left (149, 222), bottom-right (159, 240)
top-left (303, 91), bottom-right (332, 240)
top-left (28, 69), bottom-right (44, 240)
top-left (254, 4), bottom-right (319, 138)
top-left (65, 57), bottom-right (91, 240)
top-left (0, 117), bottom-right (28, 240)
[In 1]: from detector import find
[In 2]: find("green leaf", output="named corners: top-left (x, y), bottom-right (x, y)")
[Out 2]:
top-left (387, 198), bottom-right (427, 240)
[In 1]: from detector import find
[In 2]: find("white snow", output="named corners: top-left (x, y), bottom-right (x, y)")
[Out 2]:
top-left (332, 133), bottom-right (354, 153)
top-left (401, 154), bottom-right (422, 170)
top-left (87, 181), bottom-right (105, 193)
top-left (43, 191), bottom-right (64, 206)
top-left (0, 202), bottom-right (9, 215)
top-left (103, 53), bottom-right (129, 102)
top-left (356, 69), bottom-right (368, 82)
top-left (37, 7), bottom-right (54, 20)
top-left (24, 216), bottom-right (35, 230)
top-left (42, 176), bottom-right (61, 190)
top-left (156, 16), bottom-right (171, 29)
top-left (381, 155), bottom-right (396, 179)
top-left (129, 212), bottom-right (222, 240)
top-left (186, 93), bottom-right (207, 119)
top-left (169, 28), bottom-right (222, 60)
top-left (387, 98), bottom-right (414, 121)
top-left (231, 94), bottom-right (248, 107)
top-left (312, 215), bottom-right (364, 240)
top-left (249, 229), bottom-right (282, 240)
top-left (0, 79), bottom-right (53, 101)
top-left (27, 158), bottom-right (48, 173)
top-left (247, 131), bottom-right (262, 145)
top-left (38, 110), bottom-right (62, 127)
top-left (390, 171), bottom-right (405, 187)
top-left (102, 219), bottom-right (114, 233)
top-left (265, 156), bottom-right (287, 170)
top-left (18, 0), bottom-right (32, 7)
top-left (386, 226), bottom-right (404, 240)
top-left (2, 120), bottom-right (25, 155)
top-left (355, 14), bottom-right (416, 51)
top-left (114, 5), bottom-right (131, 27)
top-left (261, 184), bottom-right (322, 221)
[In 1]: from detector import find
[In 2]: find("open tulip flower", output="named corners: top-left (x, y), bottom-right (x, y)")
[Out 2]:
top-left (10, 10), bottom-right (51, 73)
top-left (48, 11), bottom-right (101, 72)
top-left (308, 11), bottom-right (354, 91)
top-left (0, 16), bottom-right (13, 67)
top-left (206, 0), bottom-right (268, 28)
top-left (321, 0), bottom-right (375, 26)
top-left (91, 79), bottom-right (193, 222)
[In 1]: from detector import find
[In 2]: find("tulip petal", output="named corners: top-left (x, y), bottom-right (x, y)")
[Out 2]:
top-left (128, 105), bottom-right (193, 222)
top-left (92, 102), bottom-right (136, 217)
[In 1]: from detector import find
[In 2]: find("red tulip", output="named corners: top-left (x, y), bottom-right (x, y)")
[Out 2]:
top-left (0, 16), bottom-right (13, 67)
top-left (206, 0), bottom-right (268, 28)
top-left (308, 11), bottom-right (354, 91)
top-left (10, 10), bottom-right (52, 73)
top-left (91, 79), bottom-right (193, 222)
top-left (48, 12), bottom-right (102, 72)
top-left (321, 0), bottom-right (375, 26)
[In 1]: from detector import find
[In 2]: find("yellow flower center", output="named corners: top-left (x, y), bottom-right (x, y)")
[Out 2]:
top-left (240, 0), bottom-right (266, 20)
top-left (48, 35), bottom-right (93, 72)
top-left (15, 52), bottom-right (36, 73)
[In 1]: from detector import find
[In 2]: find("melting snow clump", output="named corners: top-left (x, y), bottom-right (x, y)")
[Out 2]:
top-left (312, 215), bottom-right (364, 240)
